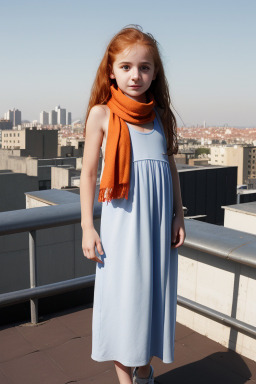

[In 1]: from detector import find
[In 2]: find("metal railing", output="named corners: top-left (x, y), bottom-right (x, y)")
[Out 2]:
top-left (0, 202), bottom-right (256, 338)
top-left (0, 202), bottom-right (101, 323)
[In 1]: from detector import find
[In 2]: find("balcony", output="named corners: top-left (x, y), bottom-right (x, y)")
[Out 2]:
top-left (0, 202), bottom-right (256, 383)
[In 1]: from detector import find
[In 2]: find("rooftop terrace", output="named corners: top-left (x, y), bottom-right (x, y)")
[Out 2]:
top-left (0, 191), bottom-right (256, 383)
top-left (0, 304), bottom-right (255, 384)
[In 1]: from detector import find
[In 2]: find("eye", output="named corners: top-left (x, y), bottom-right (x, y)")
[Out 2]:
top-left (121, 65), bottom-right (130, 70)
top-left (141, 65), bottom-right (150, 71)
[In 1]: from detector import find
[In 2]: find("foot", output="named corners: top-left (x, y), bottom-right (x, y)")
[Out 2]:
top-left (132, 365), bottom-right (154, 383)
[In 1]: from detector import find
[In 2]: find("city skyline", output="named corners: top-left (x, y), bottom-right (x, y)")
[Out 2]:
top-left (2, 106), bottom-right (73, 126)
top-left (0, 0), bottom-right (255, 127)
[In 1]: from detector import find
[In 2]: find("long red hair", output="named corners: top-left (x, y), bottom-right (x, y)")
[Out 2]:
top-left (84, 26), bottom-right (178, 155)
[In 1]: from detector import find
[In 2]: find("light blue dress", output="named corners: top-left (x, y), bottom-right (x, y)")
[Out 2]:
top-left (91, 110), bottom-right (178, 367)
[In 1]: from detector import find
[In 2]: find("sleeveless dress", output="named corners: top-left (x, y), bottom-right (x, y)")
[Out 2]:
top-left (91, 110), bottom-right (178, 367)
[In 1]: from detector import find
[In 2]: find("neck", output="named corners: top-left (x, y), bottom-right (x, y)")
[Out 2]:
top-left (123, 92), bottom-right (147, 103)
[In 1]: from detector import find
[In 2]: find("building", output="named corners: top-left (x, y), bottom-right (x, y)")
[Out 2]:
top-left (40, 111), bottom-right (49, 125)
top-left (67, 112), bottom-right (72, 125)
top-left (222, 201), bottom-right (256, 236)
top-left (2, 130), bottom-right (24, 150)
top-left (2, 127), bottom-right (58, 158)
top-left (209, 145), bottom-right (256, 184)
top-left (55, 105), bottom-right (66, 125)
top-left (188, 158), bottom-right (209, 166)
top-left (58, 137), bottom-right (84, 157)
top-left (177, 164), bottom-right (237, 224)
top-left (0, 120), bottom-right (12, 130)
top-left (49, 110), bottom-right (58, 125)
top-left (0, 171), bottom-right (38, 212)
top-left (0, 119), bottom-right (13, 147)
top-left (0, 149), bottom-right (81, 208)
top-left (4, 108), bottom-right (21, 126)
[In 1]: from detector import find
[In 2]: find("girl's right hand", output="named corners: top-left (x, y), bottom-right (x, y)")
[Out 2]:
top-left (82, 227), bottom-right (104, 264)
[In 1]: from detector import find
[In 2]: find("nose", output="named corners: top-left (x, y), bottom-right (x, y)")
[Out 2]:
top-left (131, 67), bottom-right (140, 81)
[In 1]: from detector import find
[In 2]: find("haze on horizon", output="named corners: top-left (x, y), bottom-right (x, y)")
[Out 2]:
top-left (0, 0), bottom-right (255, 128)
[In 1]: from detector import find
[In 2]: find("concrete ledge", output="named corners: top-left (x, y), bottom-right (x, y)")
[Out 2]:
top-left (178, 219), bottom-right (256, 362)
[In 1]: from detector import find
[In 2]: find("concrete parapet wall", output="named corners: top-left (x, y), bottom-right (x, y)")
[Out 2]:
top-left (0, 220), bottom-right (100, 293)
top-left (177, 219), bottom-right (256, 362)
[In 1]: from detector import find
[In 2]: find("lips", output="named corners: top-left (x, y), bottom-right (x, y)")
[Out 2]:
top-left (129, 85), bottom-right (141, 89)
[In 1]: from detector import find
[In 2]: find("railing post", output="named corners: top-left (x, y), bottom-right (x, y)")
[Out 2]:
top-left (29, 230), bottom-right (38, 324)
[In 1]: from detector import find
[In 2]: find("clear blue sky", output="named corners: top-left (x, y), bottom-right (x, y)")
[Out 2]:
top-left (0, 0), bottom-right (255, 127)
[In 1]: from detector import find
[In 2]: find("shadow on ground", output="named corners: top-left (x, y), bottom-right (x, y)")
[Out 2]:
top-left (156, 350), bottom-right (252, 384)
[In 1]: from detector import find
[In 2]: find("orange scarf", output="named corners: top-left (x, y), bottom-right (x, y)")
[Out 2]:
top-left (98, 85), bottom-right (155, 203)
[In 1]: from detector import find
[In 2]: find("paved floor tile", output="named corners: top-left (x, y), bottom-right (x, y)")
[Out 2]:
top-left (0, 326), bottom-right (36, 363)
top-left (174, 322), bottom-right (194, 341)
top-left (57, 305), bottom-right (93, 338)
top-left (76, 369), bottom-right (119, 383)
top-left (0, 369), bottom-right (12, 384)
top-left (44, 335), bottom-right (113, 381)
top-left (0, 350), bottom-right (70, 384)
top-left (17, 317), bottom-right (77, 350)
top-left (0, 305), bottom-right (255, 384)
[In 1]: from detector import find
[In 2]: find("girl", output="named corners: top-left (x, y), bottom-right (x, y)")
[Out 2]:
top-left (80, 26), bottom-right (186, 384)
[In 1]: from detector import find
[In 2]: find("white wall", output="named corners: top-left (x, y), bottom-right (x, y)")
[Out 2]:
top-left (177, 244), bottom-right (256, 362)
top-left (224, 209), bottom-right (256, 236)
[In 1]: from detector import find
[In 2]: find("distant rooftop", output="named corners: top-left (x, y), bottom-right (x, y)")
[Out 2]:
top-left (25, 189), bottom-right (80, 206)
top-left (222, 201), bottom-right (256, 217)
top-left (25, 186), bottom-right (100, 207)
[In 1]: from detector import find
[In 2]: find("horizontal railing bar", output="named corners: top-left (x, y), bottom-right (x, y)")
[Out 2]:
top-left (1, 205), bottom-right (255, 268)
top-left (0, 275), bottom-right (95, 307)
top-left (183, 219), bottom-right (256, 269)
top-left (0, 274), bottom-right (255, 338)
top-left (177, 295), bottom-right (256, 338)
top-left (0, 202), bottom-right (101, 235)
top-left (184, 238), bottom-right (256, 269)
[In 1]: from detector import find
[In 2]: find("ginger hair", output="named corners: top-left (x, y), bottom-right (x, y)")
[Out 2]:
top-left (84, 26), bottom-right (178, 155)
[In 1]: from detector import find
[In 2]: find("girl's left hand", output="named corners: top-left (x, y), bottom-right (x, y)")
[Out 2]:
top-left (171, 215), bottom-right (186, 248)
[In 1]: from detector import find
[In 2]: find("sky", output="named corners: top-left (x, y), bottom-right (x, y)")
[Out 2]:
top-left (0, 0), bottom-right (255, 127)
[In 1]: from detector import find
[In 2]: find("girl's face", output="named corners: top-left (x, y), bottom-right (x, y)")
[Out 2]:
top-left (110, 44), bottom-right (156, 103)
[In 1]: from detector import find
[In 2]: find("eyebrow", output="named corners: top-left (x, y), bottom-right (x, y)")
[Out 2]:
top-left (118, 61), bottom-right (152, 66)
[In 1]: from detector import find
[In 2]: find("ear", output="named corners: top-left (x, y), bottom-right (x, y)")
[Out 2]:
top-left (152, 70), bottom-right (157, 81)
top-left (110, 72), bottom-right (115, 79)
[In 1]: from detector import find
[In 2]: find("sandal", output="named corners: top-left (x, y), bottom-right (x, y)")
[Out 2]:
top-left (132, 364), bottom-right (154, 384)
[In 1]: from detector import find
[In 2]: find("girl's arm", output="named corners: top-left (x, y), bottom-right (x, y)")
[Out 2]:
top-left (168, 154), bottom-right (186, 248)
top-left (80, 106), bottom-right (106, 264)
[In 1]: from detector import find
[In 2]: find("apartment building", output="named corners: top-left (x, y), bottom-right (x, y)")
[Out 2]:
top-left (210, 145), bottom-right (255, 184)
top-left (2, 127), bottom-right (58, 158)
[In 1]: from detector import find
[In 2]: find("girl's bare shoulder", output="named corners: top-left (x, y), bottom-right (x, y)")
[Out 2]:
top-left (87, 105), bottom-right (110, 134)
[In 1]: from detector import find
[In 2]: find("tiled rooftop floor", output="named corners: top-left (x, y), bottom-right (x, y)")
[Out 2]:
top-left (0, 303), bottom-right (255, 384)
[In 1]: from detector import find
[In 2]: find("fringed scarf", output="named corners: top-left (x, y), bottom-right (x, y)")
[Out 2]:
top-left (98, 85), bottom-right (155, 203)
